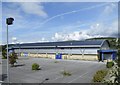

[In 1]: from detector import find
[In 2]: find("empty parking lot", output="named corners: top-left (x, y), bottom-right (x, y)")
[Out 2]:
top-left (2, 57), bottom-right (106, 83)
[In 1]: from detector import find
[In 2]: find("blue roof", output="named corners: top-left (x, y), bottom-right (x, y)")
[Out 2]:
top-left (98, 50), bottom-right (117, 53)
top-left (9, 40), bottom-right (108, 49)
top-left (26, 40), bottom-right (103, 46)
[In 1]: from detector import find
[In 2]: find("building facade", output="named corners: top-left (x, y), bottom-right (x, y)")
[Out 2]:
top-left (9, 40), bottom-right (111, 61)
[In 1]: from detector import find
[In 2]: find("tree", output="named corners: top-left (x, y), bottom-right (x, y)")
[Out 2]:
top-left (2, 45), bottom-right (7, 59)
top-left (9, 51), bottom-right (18, 67)
top-left (0, 45), bottom-right (2, 51)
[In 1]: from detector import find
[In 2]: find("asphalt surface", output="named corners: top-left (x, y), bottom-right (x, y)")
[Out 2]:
top-left (0, 55), bottom-right (2, 84)
top-left (2, 57), bottom-right (106, 83)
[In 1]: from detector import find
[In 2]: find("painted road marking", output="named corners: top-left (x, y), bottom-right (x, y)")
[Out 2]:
top-left (67, 71), bottom-right (89, 83)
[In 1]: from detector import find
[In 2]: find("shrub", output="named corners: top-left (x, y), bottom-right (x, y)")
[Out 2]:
top-left (54, 61), bottom-right (59, 63)
top-left (61, 70), bottom-right (72, 76)
top-left (2, 45), bottom-right (7, 59)
top-left (93, 69), bottom-right (108, 82)
top-left (9, 51), bottom-right (18, 67)
top-left (32, 63), bottom-right (40, 70)
top-left (2, 56), bottom-right (7, 59)
top-left (106, 61), bottom-right (114, 68)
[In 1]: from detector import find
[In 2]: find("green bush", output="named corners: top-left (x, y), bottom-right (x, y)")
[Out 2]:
top-left (61, 70), bottom-right (72, 76)
top-left (2, 56), bottom-right (7, 59)
top-left (54, 61), bottom-right (59, 63)
top-left (93, 69), bottom-right (108, 82)
top-left (9, 51), bottom-right (18, 67)
top-left (32, 63), bottom-right (40, 70)
top-left (2, 45), bottom-right (7, 59)
top-left (106, 61), bottom-right (114, 68)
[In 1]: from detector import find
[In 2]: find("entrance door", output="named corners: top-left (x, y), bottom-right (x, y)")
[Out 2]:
top-left (103, 53), bottom-right (112, 60)
top-left (56, 53), bottom-right (62, 59)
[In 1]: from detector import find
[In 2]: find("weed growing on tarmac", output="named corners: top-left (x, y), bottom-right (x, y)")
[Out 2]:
top-left (61, 70), bottom-right (72, 76)
top-left (32, 63), bottom-right (41, 70)
top-left (54, 61), bottom-right (59, 63)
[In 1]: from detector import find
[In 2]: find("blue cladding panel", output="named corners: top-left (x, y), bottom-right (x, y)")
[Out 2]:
top-left (56, 53), bottom-right (62, 59)
top-left (112, 52), bottom-right (116, 60)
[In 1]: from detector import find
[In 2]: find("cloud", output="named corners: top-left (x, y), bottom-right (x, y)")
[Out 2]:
top-left (11, 37), bottom-right (17, 44)
top-left (52, 19), bottom-right (118, 41)
top-left (37, 37), bottom-right (49, 42)
top-left (19, 2), bottom-right (48, 18)
top-left (3, 2), bottom-right (48, 18)
top-left (11, 37), bottom-right (21, 44)
top-left (87, 20), bottom-right (118, 37)
top-left (103, 3), bottom-right (117, 14)
top-left (12, 37), bottom-right (17, 41)
top-left (52, 32), bottom-right (92, 41)
top-left (2, 2), bottom-right (118, 44)
top-left (98, 3), bottom-right (117, 21)
top-left (2, 2), bottom-right (48, 41)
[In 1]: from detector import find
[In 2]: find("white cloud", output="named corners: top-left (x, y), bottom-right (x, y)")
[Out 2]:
top-left (3, 4), bottom-right (23, 19)
top-left (98, 3), bottom-right (117, 20)
top-left (12, 37), bottom-right (17, 41)
top-left (103, 3), bottom-right (117, 14)
top-left (11, 37), bottom-right (22, 44)
top-left (2, 2), bottom-right (118, 44)
top-left (37, 37), bottom-right (49, 42)
top-left (87, 20), bottom-right (118, 37)
top-left (52, 31), bottom-right (92, 41)
top-left (42, 37), bottom-right (45, 41)
top-left (19, 2), bottom-right (48, 18)
top-left (3, 2), bottom-right (48, 18)
top-left (52, 19), bottom-right (118, 41)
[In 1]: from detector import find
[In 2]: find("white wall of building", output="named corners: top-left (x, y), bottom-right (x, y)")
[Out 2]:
top-left (15, 47), bottom-right (100, 54)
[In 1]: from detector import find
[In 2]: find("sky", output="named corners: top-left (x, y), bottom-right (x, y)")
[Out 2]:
top-left (1, 1), bottom-right (118, 44)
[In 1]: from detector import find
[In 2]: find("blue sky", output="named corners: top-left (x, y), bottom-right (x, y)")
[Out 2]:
top-left (2, 1), bottom-right (118, 44)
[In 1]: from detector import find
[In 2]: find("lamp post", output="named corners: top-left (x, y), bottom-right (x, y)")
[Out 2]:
top-left (6, 17), bottom-right (14, 83)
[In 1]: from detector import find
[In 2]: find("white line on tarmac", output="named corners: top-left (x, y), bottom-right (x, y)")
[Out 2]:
top-left (67, 71), bottom-right (90, 83)
top-left (51, 76), bottom-right (63, 81)
top-left (67, 64), bottom-right (103, 83)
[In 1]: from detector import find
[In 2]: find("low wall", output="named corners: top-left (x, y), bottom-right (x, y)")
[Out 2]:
top-left (20, 52), bottom-right (98, 61)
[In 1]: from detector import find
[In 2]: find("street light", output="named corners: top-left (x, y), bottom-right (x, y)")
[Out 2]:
top-left (6, 17), bottom-right (14, 83)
